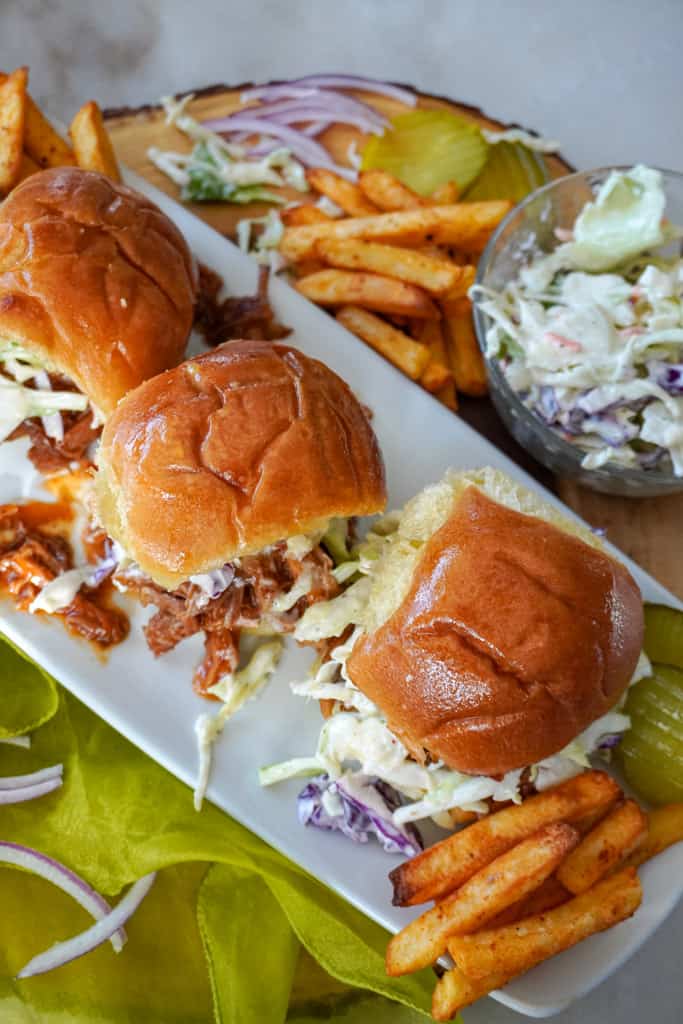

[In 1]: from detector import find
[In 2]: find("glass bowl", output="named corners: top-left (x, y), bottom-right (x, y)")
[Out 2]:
top-left (472, 167), bottom-right (683, 497)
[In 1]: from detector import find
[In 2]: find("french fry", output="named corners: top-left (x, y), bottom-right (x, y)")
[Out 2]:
top-left (0, 68), bottom-right (28, 195)
top-left (69, 101), bottom-right (121, 182)
top-left (385, 823), bottom-right (579, 976)
top-left (487, 875), bottom-right (571, 928)
top-left (315, 237), bottom-right (470, 297)
top-left (442, 297), bottom-right (488, 396)
top-left (280, 204), bottom-right (333, 227)
top-left (17, 152), bottom-right (39, 184)
top-left (358, 169), bottom-right (426, 211)
top-left (296, 269), bottom-right (439, 318)
top-left (306, 167), bottom-right (378, 216)
top-left (421, 359), bottom-right (453, 393)
top-left (430, 181), bottom-right (460, 205)
top-left (625, 802), bottom-right (683, 868)
top-left (448, 868), bottom-right (642, 982)
top-left (415, 319), bottom-right (454, 394)
top-left (388, 771), bottom-right (620, 907)
top-left (436, 380), bottom-right (459, 412)
top-left (432, 966), bottom-right (510, 1020)
top-left (336, 305), bottom-right (430, 380)
top-left (279, 201), bottom-right (512, 261)
top-left (557, 799), bottom-right (647, 894)
top-left (0, 70), bottom-right (75, 168)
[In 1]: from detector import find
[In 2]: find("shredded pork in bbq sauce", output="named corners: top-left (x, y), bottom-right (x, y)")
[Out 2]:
top-left (0, 505), bottom-right (128, 648)
top-left (194, 264), bottom-right (291, 346)
top-left (116, 544), bottom-right (339, 697)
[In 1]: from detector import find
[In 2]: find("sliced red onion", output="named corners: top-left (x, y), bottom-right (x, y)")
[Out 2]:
top-left (0, 764), bottom-right (62, 789)
top-left (224, 94), bottom-right (387, 132)
top-left (16, 872), bottom-right (156, 979)
top-left (204, 118), bottom-right (356, 179)
top-left (301, 121), bottom-right (332, 136)
top-left (261, 105), bottom-right (384, 135)
top-left (0, 842), bottom-right (127, 953)
top-left (0, 777), bottom-right (62, 804)
top-left (242, 75), bottom-right (418, 107)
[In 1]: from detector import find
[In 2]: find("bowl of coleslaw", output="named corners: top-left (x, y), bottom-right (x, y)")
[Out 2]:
top-left (472, 165), bottom-right (683, 496)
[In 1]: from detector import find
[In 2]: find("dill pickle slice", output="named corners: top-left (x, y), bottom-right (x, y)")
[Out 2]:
top-left (618, 664), bottom-right (683, 804)
top-left (464, 141), bottom-right (548, 203)
top-left (360, 110), bottom-right (489, 196)
top-left (644, 603), bottom-right (683, 669)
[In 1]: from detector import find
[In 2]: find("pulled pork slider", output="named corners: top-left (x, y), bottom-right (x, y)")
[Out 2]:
top-left (95, 339), bottom-right (386, 694)
top-left (0, 167), bottom-right (197, 472)
top-left (264, 468), bottom-right (646, 839)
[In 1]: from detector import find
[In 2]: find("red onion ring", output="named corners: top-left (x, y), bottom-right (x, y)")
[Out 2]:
top-left (242, 75), bottom-right (418, 107)
top-left (236, 94), bottom-right (387, 130)
top-left (0, 842), bottom-right (127, 953)
top-left (16, 872), bottom-right (156, 979)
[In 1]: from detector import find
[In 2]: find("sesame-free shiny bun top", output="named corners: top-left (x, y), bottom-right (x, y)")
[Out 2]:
top-left (348, 484), bottom-right (644, 777)
top-left (96, 339), bottom-right (387, 589)
top-left (0, 167), bottom-right (197, 414)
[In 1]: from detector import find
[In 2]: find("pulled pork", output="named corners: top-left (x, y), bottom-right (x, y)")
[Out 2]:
top-left (0, 504), bottom-right (128, 648)
top-left (194, 264), bottom-right (291, 346)
top-left (116, 543), bottom-right (339, 697)
top-left (8, 372), bottom-right (99, 474)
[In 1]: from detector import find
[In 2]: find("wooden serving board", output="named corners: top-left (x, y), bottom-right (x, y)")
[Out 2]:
top-left (104, 84), bottom-right (683, 599)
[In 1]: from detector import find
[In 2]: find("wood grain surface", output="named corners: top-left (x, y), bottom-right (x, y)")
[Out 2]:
top-left (104, 85), bottom-right (683, 599)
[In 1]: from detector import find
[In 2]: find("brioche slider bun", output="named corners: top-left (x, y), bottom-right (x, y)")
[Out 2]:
top-left (346, 469), bottom-right (644, 778)
top-left (0, 167), bottom-right (197, 414)
top-left (96, 339), bottom-right (386, 589)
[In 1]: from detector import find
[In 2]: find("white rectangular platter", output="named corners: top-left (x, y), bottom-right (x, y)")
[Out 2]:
top-left (1, 170), bottom-right (681, 1018)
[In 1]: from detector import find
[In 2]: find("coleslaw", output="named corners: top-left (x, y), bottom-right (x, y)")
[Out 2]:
top-left (473, 166), bottom-right (683, 474)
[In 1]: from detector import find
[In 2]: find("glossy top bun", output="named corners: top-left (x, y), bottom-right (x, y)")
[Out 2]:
top-left (0, 167), bottom-right (196, 414)
top-left (348, 485), bottom-right (643, 776)
top-left (96, 339), bottom-right (386, 588)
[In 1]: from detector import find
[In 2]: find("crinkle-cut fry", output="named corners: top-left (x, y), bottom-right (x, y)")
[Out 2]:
top-left (448, 868), bottom-right (642, 982)
top-left (69, 101), bottom-right (121, 182)
top-left (385, 823), bottom-right (579, 976)
top-left (388, 771), bottom-right (621, 908)
top-left (442, 296), bottom-right (488, 396)
top-left (296, 268), bottom-right (438, 318)
top-left (557, 799), bottom-right (647, 894)
top-left (336, 305), bottom-right (430, 380)
top-left (279, 201), bottom-right (512, 261)
top-left (430, 180), bottom-right (460, 205)
top-left (280, 204), bottom-right (333, 227)
top-left (315, 237), bottom-right (466, 296)
top-left (432, 965), bottom-right (510, 1020)
top-left (487, 875), bottom-right (571, 928)
top-left (306, 167), bottom-right (378, 216)
top-left (0, 67), bottom-right (28, 194)
top-left (358, 168), bottom-right (426, 211)
top-left (625, 802), bottom-right (683, 868)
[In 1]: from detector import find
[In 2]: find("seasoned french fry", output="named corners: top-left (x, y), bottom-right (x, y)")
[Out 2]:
top-left (279, 201), bottom-right (512, 261)
top-left (421, 359), bottom-right (453, 393)
top-left (69, 101), bottom-right (121, 182)
top-left (280, 204), bottom-right (333, 227)
top-left (415, 319), bottom-right (454, 393)
top-left (336, 305), bottom-right (430, 380)
top-left (436, 380), bottom-right (459, 412)
top-left (296, 269), bottom-right (439, 318)
top-left (442, 297), bottom-right (488, 396)
top-left (315, 237), bottom-right (470, 297)
top-left (388, 771), bottom-right (620, 907)
top-left (430, 181), bottom-right (460, 205)
top-left (448, 868), bottom-right (642, 982)
top-left (0, 68), bottom-right (28, 195)
top-left (306, 167), bottom-right (378, 216)
top-left (557, 799), bottom-right (647, 894)
top-left (386, 823), bottom-right (579, 976)
top-left (625, 802), bottom-right (683, 868)
top-left (432, 966), bottom-right (510, 1021)
top-left (488, 875), bottom-right (571, 928)
top-left (358, 169), bottom-right (426, 211)
top-left (17, 152), bottom-right (40, 184)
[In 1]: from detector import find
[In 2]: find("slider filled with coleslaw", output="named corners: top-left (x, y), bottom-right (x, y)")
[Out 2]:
top-left (261, 468), bottom-right (649, 853)
top-left (92, 338), bottom-right (385, 794)
top-left (0, 165), bottom-right (197, 477)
